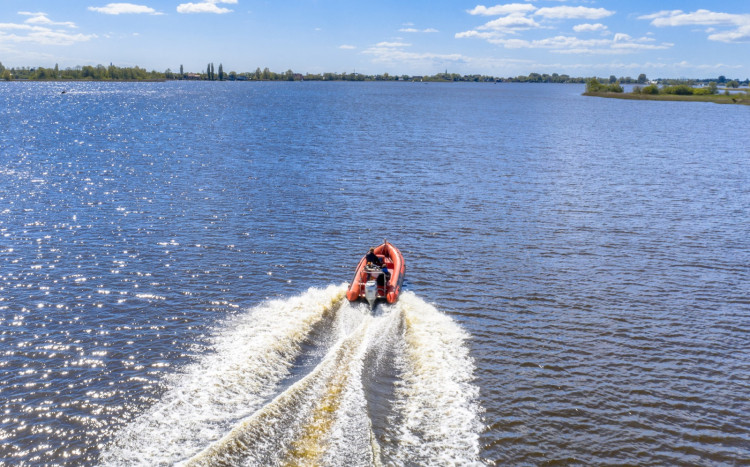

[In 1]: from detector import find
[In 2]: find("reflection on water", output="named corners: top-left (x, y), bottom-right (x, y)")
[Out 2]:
top-left (0, 81), bottom-right (748, 465)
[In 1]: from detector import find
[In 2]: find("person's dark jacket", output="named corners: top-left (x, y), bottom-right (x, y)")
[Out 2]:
top-left (366, 251), bottom-right (382, 266)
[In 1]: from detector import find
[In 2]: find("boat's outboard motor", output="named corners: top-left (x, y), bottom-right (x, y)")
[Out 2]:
top-left (364, 279), bottom-right (378, 308)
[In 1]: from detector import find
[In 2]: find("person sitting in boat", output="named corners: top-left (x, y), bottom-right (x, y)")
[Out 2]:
top-left (365, 248), bottom-right (390, 287)
top-left (365, 247), bottom-right (382, 267)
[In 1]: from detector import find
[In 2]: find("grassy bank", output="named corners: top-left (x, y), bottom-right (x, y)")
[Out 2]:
top-left (583, 91), bottom-right (750, 105)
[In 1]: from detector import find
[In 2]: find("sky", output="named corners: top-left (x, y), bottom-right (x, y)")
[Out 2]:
top-left (1, 0), bottom-right (749, 79)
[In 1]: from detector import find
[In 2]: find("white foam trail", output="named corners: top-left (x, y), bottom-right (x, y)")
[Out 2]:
top-left (184, 301), bottom-right (382, 466)
top-left (102, 287), bottom-right (483, 466)
top-left (101, 284), bottom-right (347, 466)
top-left (319, 303), bottom-right (397, 467)
top-left (388, 292), bottom-right (483, 465)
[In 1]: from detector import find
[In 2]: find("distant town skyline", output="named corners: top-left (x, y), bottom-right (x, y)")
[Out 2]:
top-left (1, 1), bottom-right (749, 79)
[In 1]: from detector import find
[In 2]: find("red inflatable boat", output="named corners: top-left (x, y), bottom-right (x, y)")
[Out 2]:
top-left (346, 241), bottom-right (405, 307)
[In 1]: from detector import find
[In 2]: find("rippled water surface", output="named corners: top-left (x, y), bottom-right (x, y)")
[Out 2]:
top-left (1, 81), bottom-right (748, 465)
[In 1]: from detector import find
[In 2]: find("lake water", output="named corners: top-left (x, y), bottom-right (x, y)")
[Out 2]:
top-left (1, 81), bottom-right (748, 465)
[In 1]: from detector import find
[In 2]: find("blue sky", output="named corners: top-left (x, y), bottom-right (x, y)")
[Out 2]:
top-left (1, 1), bottom-right (749, 78)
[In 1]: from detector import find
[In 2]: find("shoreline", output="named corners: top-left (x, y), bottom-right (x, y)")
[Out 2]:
top-left (583, 91), bottom-right (750, 105)
top-left (1, 78), bottom-right (167, 83)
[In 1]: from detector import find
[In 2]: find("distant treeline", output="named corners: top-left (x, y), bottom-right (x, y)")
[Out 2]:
top-left (1, 61), bottom-right (747, 86)
top-left (1, 63), bottom-right (163, 81)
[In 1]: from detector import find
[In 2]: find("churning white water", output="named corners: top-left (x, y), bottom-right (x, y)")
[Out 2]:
top-left (101, 285), bottom-right (482, 466)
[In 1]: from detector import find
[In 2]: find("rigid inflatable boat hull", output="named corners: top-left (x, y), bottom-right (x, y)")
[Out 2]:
top-left (346, 242), bottom-right (405, 305)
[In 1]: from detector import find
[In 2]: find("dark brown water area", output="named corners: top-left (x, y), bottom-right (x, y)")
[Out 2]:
top-left (0, 81), bottom-right (748, 465)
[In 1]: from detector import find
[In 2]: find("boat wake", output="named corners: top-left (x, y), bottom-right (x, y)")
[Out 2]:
top-left (101, 285), bottom-right (482, 466)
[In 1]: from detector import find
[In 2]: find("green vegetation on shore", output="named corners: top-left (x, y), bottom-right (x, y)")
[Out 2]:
top-left (583, 77), bottom-right (750, 105)
top-left (0, 63), bottom-right (163, 81)
top-left (2, 61), bottom-right (749, 93)
top-left (0, 61), bottom-right (590, 83)
top-left (584, 78), bottom-right (624, 93)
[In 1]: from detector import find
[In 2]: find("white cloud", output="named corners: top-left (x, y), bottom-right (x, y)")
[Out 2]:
top-left (363, 47), bottom-right (466, 67)
top-left (708, 25), bottom-right (750, 43)
top-left (543, 59), bottom-right (741, 73)
top-left (339, 44), bottom-right (356, 50)
top-left (177, 0), bottom-right (237, 14)
top-left (480, 14), bottom-right (540, 32)
top-left (472, 33), bottom-right (671, 55)
top-left (524, 36), bottom-right (611, 50)
top-left (375, 41), bottom-right (411, 48)
top-left (613, 33), bottom-right (632, 42)
top-left (399, 27), bottom-right (439, 33)
top-left (455, 30), bottom-right (498, 40)
top-left (457, 4), bottom-right (683, 55)
top-left (641, 9), bottom-right (739, 27)
top-left (18, 11), bottom-right (77, 27)
top-left (468, 4), bottom-right (536, 16)
top-left (535, 6), bottom-right (614, 20)
top-left (609, 42), bottom-right (673, 52)
top-left (357, 28), bottom-right (732, 76)
top-left (0, 23), bottom-right (36, 31)
top-left (0, 11), bottom-right (94, 45)
top-left (360, 40), bottom-right (467, 70)
top-left (88, 3), bottom-right (162, 15)
top-left (459, 4), bottom-right (614, 39)
top-left (639, 9), bottom-right (750, 43)
top-left (490, 38), bottom-right (532, 48)
top-left (573, 23), bottom-right (608, 33)
top-left (0, 27), bottom-right (95, 46)
top-left (467, 3), bottom-right (615, 19)
top-left (638, 10), bottom-right (678, 22)
top-left (177, 3), bottom-right (229, 14)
